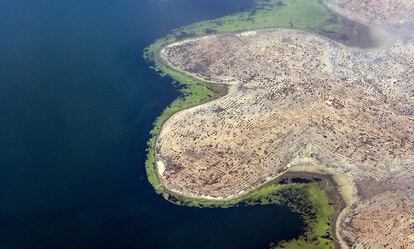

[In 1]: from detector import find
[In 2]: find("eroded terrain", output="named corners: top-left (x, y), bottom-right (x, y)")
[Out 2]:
top-left (156, 29), bottom-right (414, 249)
top-left (326, 0), bottom-right (414, 25)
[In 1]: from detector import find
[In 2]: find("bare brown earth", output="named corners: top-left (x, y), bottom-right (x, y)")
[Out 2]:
top-left (156, 29), bottom-right (414, 248)
top-left (326, 0), bottom-right (414, 25)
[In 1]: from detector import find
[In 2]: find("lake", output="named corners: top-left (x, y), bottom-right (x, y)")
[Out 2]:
top-left (0, 1), bottom-right (304, 248)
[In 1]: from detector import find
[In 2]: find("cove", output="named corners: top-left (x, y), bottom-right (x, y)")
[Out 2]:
top-left (0, 1), bottom-right (305, 249)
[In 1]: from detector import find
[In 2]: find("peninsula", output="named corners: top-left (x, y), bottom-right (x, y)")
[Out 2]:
top-left (146, 1), bottom-right (414, 248)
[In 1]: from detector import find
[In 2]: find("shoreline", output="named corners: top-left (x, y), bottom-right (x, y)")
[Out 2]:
top-left (161, 163), bottom-right (352, 249)
top-left (284, 166), bottom-right (357, 249)
top-left (166, 162), bottom-right (355, 247)
top-left (152, 32), bottom-right (366, 246)
top-left (149, 35), bottom-right (352, 249)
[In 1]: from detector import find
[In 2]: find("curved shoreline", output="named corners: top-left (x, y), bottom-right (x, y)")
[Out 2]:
top-left (144, 38), bottom-right (345, 247)
top-left (146, 16), bottom-right (352, 249)
top-left (285, 166), bottom-right (357, 249)
top-left (152, 37), bottom-right (352, 248)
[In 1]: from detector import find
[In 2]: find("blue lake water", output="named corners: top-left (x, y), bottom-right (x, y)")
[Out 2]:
top-left (0, 1), bottom-right (303, 248)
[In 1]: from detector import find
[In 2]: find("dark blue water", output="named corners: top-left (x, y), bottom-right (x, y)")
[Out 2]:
top-left (0, 1), bottom-right (303, 248)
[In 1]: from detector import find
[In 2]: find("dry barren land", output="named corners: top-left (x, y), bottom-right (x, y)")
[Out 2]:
top-left (156, 29), bottom-right (414, 248)
top-left (154, 1), bottom-right (414, 248)
top-left (326, 0), bottom-right (414, 25)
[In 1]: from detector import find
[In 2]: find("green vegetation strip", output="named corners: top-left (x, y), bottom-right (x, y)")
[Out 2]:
top-left (144, 65), bottom-right (220, 195)
top-left (144, 0), bottom-right (344, 248)
top-left (168, 183), bottom-right (335, 249)
top-left (272, 184), bottom-right (335, 249)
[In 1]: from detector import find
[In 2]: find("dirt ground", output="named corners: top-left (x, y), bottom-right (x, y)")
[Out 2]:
top-left (156, 1), bottom-right (414, 247)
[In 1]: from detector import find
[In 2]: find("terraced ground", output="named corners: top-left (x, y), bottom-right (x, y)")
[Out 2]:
top-left (149, 1), bottom-right (414, 249)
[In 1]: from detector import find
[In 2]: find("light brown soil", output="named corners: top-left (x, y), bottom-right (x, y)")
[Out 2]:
top-left (156, 29), bottom-right (414, 249)
top-left (326, 0), bottom-right (414, 25)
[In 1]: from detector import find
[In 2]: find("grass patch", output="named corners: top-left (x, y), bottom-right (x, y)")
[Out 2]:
top-left (273, 184), bottom-right (335, 249)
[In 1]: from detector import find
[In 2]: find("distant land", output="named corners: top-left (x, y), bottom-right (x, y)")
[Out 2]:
top-left (145, 1), bottom-right (414, 248)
